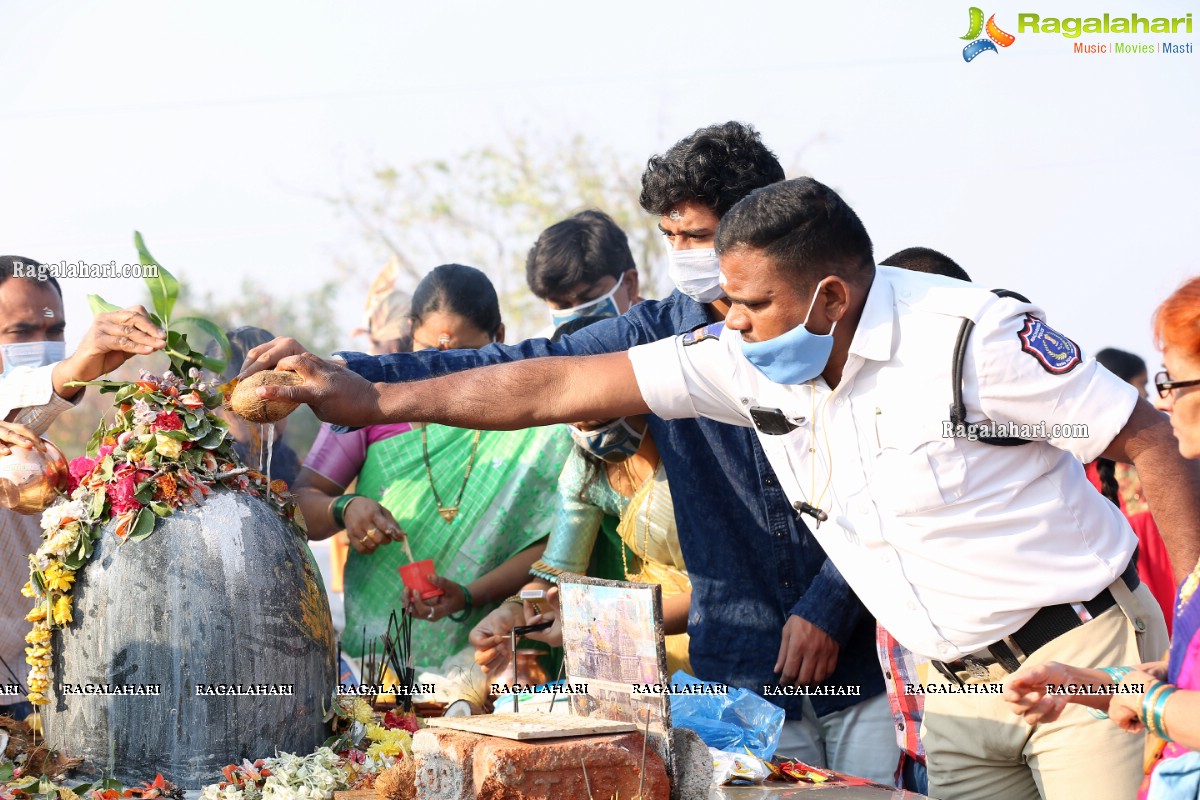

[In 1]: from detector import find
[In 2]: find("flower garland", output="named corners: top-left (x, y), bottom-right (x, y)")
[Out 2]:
top-left (197, 699), bottom-right (419, 800)
top-left (22, 367), bottom-right (301, 705)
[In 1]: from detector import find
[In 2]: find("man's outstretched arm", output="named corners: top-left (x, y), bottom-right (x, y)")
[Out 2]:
top-left (262, 351), bottom-right (651, 430)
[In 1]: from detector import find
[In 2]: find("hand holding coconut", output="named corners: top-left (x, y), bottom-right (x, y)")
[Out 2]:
top-left (227, 370), bottom-right (304, 424)
top-left (249, 352), bottom-right (384, 428)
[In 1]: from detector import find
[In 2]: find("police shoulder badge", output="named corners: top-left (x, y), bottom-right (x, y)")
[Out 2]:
top-left (1017, 314), bottom-right (1082, 374)
top-left (682, 322), bottom-right (725, 346)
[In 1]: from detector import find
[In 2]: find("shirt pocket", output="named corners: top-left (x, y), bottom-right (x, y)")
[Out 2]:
top-left (871, 412), bottom-right (967, 516)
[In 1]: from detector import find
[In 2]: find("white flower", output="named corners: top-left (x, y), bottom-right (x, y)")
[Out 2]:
top-left (40, 499), bottom-right (87, 533)
top-left (43, 526), bottom-right (82, 558)
top-left (132, 398), bottom-right (157, 427)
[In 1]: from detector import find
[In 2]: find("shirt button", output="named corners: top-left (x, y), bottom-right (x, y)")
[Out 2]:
top-left (764, 476), bottom-right (776, 487)
top-left (897, 722), bottom-right (905, 731)
top-left (885, 671), bottom-right (892, 680)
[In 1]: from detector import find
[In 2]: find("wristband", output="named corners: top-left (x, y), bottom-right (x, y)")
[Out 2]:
top-left (331, 493), bottom-right (364, 529)
top-left (1089, 666), bottom-right (1135, 719)
top-left (449, 584), bottom-right (474, 622)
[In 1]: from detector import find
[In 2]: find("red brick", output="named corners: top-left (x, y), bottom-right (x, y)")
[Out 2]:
top-left (412, 729), bottom-right (481, 800)
top-left (472, 732), bottom-right (669, 800)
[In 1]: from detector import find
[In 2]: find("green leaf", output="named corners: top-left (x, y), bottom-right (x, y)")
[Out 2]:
top-left (90, 486), bottom-right (107, 519)
top-left (134, 231), bottom-right (179, 324)
top-left (113, 384), bottom-right (140, 404)
top-left (149, 501), bottom-right (172, 517)
top-left (127, 507), bottom-right (156, 542)
top-left (176, 316), bottom-right (232, 371)
top-left (134, 480), bottom-right (156, 504)
top-left (0, 761), bottom-right (14, 782)
top-left (197, 426), bottom-right (227, 449)
top-left (87, 294), bottom-right (122, 316)
top-left (99, 456), bottom-right (115, 482)
top-left (192, 353), bottom-right (228, 373)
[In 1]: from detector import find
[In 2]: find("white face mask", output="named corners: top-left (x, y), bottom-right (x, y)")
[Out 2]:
top-left (0, 340), bottom-right (66, 376)
top-left (666, 246), bottom-right (725, 304)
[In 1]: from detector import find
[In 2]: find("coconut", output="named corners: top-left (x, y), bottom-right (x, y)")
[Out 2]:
top-left (375, 760), bottom-right (416, 800)
top-left (228, 370), bottom-right (302, 423)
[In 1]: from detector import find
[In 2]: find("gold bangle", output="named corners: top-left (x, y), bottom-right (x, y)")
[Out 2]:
top-left (503, 595), bottom-right (523, 606)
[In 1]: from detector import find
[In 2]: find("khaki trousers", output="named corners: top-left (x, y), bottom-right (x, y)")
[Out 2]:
top-left (922, 580), bottom-right (1169, 800)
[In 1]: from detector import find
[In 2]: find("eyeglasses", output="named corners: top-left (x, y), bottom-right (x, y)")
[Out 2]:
top-left (1154, 370), bottom-right (1200, 399)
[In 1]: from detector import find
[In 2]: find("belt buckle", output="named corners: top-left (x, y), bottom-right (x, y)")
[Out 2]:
top-left (961, 655), bottom-right (994, 681)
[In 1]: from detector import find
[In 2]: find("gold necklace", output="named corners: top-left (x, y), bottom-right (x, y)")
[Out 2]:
top-left (421, 427), bottom-right (482, 523)
top-left (620, 461), bottom-right (655, 580)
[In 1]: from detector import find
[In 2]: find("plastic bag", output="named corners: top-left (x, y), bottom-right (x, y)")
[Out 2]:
top-left (668, 671), bottom-right (784, 760)
top-left (710, 748), bottom-right (771, 786)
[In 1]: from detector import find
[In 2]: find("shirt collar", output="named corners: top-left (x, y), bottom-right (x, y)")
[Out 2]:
top-left (846, 268), bottom-right (896, 363)
top-left (667, 289), bottom-right (717, 333)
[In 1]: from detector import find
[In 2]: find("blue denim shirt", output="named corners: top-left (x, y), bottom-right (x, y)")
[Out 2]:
top-left (338, 291), bottom-right (882, 716)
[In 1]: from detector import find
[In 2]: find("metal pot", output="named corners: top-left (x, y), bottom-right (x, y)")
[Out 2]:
top-left (0, 439), bottom-right (68, 514)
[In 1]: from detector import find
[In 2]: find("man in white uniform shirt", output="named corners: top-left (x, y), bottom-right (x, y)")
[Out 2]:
top-left (1, 256), bottom-right (165, 718)
top-left (255, 178), bottom-right (1199, 800)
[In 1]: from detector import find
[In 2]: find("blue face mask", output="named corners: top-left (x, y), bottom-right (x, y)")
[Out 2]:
top-left (740, 280), bottom-right (836, 385)
top-left (549, 274), bottom-right (625, 328)
top-left (569, 417), bottom-right (645, 463)
top-left (0, 340), bottom-right (66, 376)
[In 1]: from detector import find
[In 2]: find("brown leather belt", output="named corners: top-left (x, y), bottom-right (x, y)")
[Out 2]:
top-left (931, 560), bottom-right (1140, 684)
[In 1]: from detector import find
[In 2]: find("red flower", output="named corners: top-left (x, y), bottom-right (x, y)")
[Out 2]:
top-left (98, 444), bottom-right (115, 459)
top-left (67, 456), bottom-right (97, 493)
top-left (109, 473), bottom-right (142, 514)
top-left (152, 411), bottom-right (184, 432)
top-left (383, 709), bottom-right (420, 732)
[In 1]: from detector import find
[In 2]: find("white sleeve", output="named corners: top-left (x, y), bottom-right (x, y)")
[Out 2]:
top-left (627, 334), bottom-right (751, 428)
top-left (1, 364), bottom-right (78, 436)
top-left (972, 296), bottom-right (1138, 462)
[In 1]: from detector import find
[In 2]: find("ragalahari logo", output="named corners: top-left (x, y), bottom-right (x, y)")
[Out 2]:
top-left (962, 7), bottom-right (1016, 61)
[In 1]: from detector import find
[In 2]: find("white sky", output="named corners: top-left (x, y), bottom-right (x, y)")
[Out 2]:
top-left (2, 0), bottom-right (1196, 372)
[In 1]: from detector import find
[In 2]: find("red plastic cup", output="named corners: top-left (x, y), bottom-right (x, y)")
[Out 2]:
top-left (398, 559), bottom-right (444, 600)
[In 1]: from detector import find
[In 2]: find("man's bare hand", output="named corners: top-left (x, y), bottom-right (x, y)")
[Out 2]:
top-left (238, 336), bottom-right (312, 379)
top-left (774, 615), bottom-right (839, 686)
top-left (52, 306), bottom-right (166, 397)
top-left (0, 422), bottom-right (44, 457)
top-left (259, 353), bottom-right (382, 427)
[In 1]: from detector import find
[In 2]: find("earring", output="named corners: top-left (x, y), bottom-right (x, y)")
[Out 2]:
top-left (437, 333), bottom-right (451, 350)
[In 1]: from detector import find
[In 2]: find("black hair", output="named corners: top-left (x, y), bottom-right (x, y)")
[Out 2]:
top-left (881, 247), bottom-right (972, 282)
top-left (1095, 458), bottom-right (1121, 508)
top-left (1095, 348), bottom-right (1147, 383)
top-left (526, 211), bottom-right (635, 300)
top-left (410, 264), bottom-right (501, 338)
top-left (207, 325), bottom-right (276, 383)
top-left (639, 121), bottom-right (785, 219)
top-left (0, 256), bottom-right (63, 298)
top-left (714, 177), bottom-right (874, 283)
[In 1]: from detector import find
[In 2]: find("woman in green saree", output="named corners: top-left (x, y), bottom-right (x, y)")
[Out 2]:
top-left (296, 264), bottom-right (571, 670)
